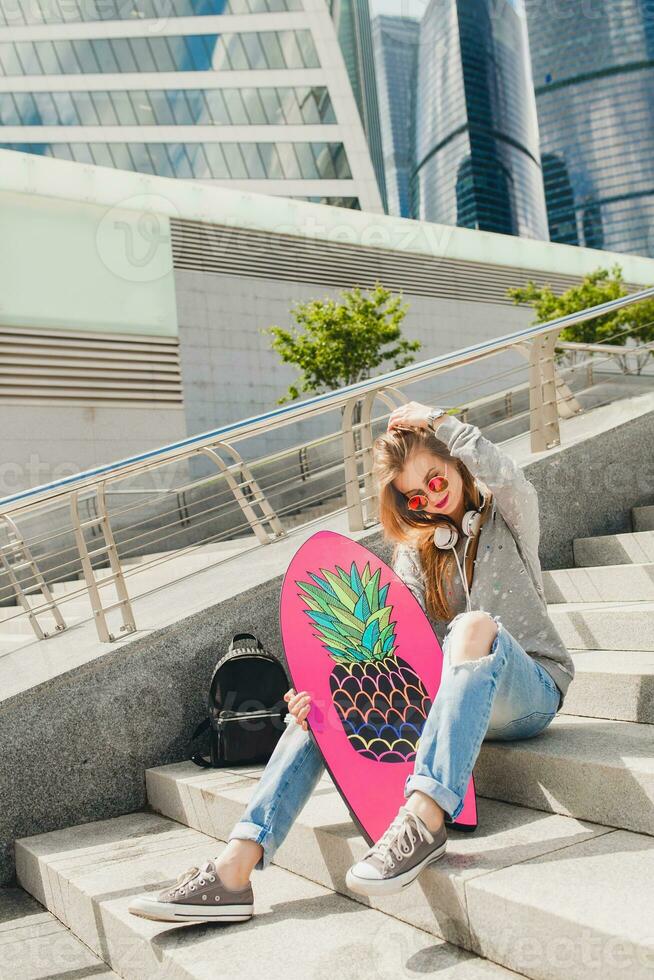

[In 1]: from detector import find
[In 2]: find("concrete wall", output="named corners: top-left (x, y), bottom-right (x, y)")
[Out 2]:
top-left (0, 187), bottom-right (182, 498)
top-left (0, 191), bottom-right (178, 337)
top-left (0, 404), bottom-right (187, 499)
top-left (175, 267), bottom-right (535, 459)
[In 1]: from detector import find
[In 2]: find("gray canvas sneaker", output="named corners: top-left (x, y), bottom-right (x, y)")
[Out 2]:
top-left (128, 858), bottom-right (254, 923)
top-left (345, 805), bottom-right (448, 897)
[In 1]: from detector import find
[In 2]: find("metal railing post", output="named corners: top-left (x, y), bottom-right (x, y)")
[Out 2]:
top-left (342, 387), bottom-right (407, 531)
top-left (528, 331), bottom-right (563, 452)
top-left (199, 442), bottom-right (285, 544)
top-left (342, 395), bottom-right (365, 531)
top-left (360, 387), bottom-right (407, 525)
top-left (0, 515), bottom-right (67, 640)
top-left (515, 338), bottom-right (582, 433)
top-left (70, 486), bottom-right (136, 643)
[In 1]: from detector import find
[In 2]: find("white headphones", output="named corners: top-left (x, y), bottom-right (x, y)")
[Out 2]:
top-left (432, 488), bottom-right (491, 613)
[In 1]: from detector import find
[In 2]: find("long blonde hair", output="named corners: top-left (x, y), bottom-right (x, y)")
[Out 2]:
top-left (372, 426), bottom-right (485, 621)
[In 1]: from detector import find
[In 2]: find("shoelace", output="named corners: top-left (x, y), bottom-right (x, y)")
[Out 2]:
top-left (363, 809), bottom-right (432, 872)
top-left (173, 860), bottom-right (216, 895)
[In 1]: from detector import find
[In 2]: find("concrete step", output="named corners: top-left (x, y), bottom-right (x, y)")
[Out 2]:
top-left (27, 589), bottom-right (112, 611)
top-left (283, 496), bottom-right (347, 530)
top-left (0, 546), bottom-right (262, 629)
top-left (0, 611), bottom-right (84, 636)
top-left (543, 562), bottom-right (654, 603)
top-left (120, 536), bottom-right (259, 567)
top-left (563, 650), bottom-right (654, 723)
top-left (547, 600), bottom-right (654, 651)
top-left (0, 634), bottom-right (40, 655)
top-left (573, 529), bottom-right (654, 567)
top-left (632, 505), bottom-right (654, 531)
top-left (0, 886), bottom-right (119, 979)
top-left (0, 546), bottom-right (255, 626)
top-left (14, 812), bottom-right (527, 980)
top-left (143, 710), bottom-right (654, 843)
top-left (130, 763), bottom-right (654, 979)
top-left (474, 713), bottom-right (654, 836)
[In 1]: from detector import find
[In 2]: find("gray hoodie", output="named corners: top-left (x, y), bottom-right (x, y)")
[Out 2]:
top-left (392, 412), bottom-right (575, 708)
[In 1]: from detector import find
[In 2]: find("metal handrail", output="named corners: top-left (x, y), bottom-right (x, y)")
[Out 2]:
top-left (0, 327), bottom-right (640, 608)
top-left (2, 284), bottom-right (653, 517)
top-left (1, 285), bottom-right (653, 645)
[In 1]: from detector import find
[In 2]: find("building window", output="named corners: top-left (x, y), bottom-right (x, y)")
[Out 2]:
top-left (0, 0), bottom-right (303, 26)
top-left (0, 141), bottom-right (353, 179)
top-left (0, 30), bottom-right (320, 75)
top-left (0, 86), bottom-right (336, 126)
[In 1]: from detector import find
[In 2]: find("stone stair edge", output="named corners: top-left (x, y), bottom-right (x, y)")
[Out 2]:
top-left (143, 709), bottom-right (654, 836)
top-left (15, 768), bottom-right (654, 979)
top-left (13, 809), bottom-right (531, 980)
top-left (0, 885), bottom-right (121, 979)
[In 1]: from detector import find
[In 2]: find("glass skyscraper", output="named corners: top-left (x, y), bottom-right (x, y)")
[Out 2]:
top-left (0, 0), bottom-right (383, 211)
top-left (525, 0), bottom-right (654, 256)
top-left (412, 0), bottom-right (548, 239)
top-left (372, 14), bottom-right (419, 218)
top-left (330, 0), bottom-right (387, 211)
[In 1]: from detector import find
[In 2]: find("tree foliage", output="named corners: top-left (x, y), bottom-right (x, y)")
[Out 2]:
top-left (507, 264), bottom-right (654, 374)
top-left (264, 282), bottom-right (421, 403)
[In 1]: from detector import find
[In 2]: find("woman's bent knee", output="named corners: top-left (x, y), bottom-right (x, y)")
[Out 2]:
top-left (446, 610), bottom-right (499, 665)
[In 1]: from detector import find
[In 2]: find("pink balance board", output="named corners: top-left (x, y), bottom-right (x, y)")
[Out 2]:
top-left (279, 529), bottom-right (478, 847)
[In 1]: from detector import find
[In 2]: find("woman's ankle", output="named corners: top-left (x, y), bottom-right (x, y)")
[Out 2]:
top-left (215, 840), bottom-right (262, 886)
top-left (405, 790), bottom-right (446, 832)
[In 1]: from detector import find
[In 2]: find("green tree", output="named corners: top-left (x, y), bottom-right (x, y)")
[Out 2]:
top-left (263, 282), bottom-right (421, 404)
top-left (507, 264), bottom-right (654, 374)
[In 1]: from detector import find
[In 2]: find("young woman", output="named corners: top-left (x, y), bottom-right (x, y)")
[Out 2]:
top-left (129, 401), bottom-right (575, 922)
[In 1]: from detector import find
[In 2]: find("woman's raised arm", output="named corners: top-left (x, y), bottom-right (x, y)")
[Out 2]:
top-left (387, 402), bottom-right (545, 602)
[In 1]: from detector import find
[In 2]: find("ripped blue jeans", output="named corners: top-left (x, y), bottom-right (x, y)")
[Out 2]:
top-left (226, 611), bottom-right (562, 869)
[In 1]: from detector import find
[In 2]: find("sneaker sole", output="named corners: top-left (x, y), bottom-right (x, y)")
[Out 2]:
top-left (128, 897), bottom-right (254, 923)
top-left (345, 840), bottom-right (447, 896)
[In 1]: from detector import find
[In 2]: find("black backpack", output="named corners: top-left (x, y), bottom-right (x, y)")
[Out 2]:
top-left (190, 632), bottom-right (291, 768)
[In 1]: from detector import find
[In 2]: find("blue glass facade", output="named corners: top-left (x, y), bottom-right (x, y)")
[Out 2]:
top-left (0, 141), bottom-right (351, 179)
top-left (0, 30), bottom-right (319, 75)
top-left (329, 0), bottom-right (387, 211)
top-left (1, 87), bottom-right (336, 127)
top-left (372, 14), bottom-right (419, 218)
top-left (412, 0), bottom-right (548, 239)
top-left (0, 0), bottom-right (302, 25)
top-left (526, 0), bottom-right (654, 256)
top-left (0, 1), bottom-right (386, 209)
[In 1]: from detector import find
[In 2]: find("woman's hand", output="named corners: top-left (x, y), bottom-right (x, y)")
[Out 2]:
top-left (283, 687), bottom-right (311, 731)
top-left (387, 401), bottom-right (435, 433)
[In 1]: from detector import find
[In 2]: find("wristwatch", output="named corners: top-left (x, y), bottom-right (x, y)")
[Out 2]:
top-left (427, 407), bottom-right (447, 432)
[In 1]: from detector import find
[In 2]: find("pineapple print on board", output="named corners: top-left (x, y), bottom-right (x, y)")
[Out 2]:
top-left (296, 561), bottom-right (432, 763)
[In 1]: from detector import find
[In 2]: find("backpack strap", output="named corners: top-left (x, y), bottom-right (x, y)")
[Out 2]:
top-left (190, 717), bottom-right (215, 768)
top-left (190, 716), bottom-right (211, 742)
